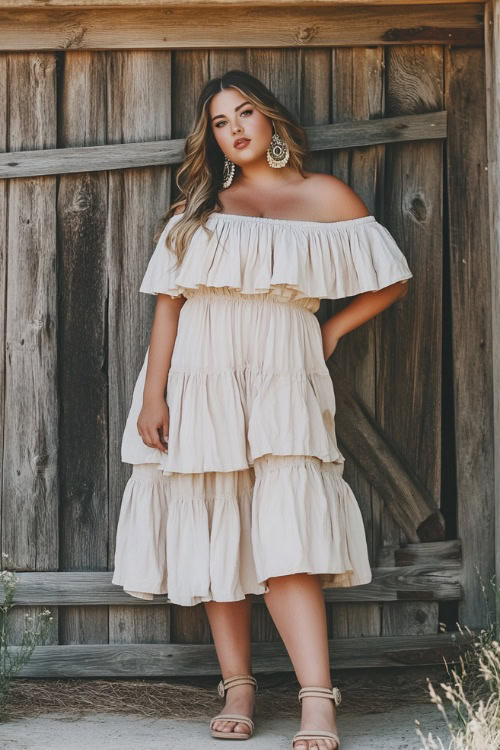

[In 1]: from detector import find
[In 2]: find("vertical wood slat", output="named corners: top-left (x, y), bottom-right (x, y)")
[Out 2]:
top-left (107, 50), bottom-right (173, 645)
top-left (3, 53), bottom-right (59, 645)
top-left (330, 46), bottom-right (384, 639)
top-left (484, 0), bottom-right (500, 639)
top-left (446, 45), bottom-right (496, 629)
top-left (381, 45), bottom-right (443, 636)
top-left (0, 56), bottom-right (6, 587)
top-left (169, 48), bottom-right (214, 645)
top-left (58, 51), bottom-right (110, 647)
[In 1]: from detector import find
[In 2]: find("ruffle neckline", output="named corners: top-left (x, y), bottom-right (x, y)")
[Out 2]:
top-left (206, 211), bottom-right (377, 229)
top-left (139, 210), bottom-right (413, 301)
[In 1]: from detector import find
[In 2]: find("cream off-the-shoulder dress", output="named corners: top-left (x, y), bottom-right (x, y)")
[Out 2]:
top-left (112, 211), bottom-right (413, 606)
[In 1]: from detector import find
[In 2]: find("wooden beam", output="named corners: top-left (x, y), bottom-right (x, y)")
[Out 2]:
top-left (0, 0), bottom-right (482, 7)
top-left (0, 6), bottom-right (483, 51)
top-left (485, 0), bottom-right (500, 642)
top-left (10, 561), bottom-right (463, 605)
top-left (12, 632), bottom-right (475, 677)
top-left (0, 111), bottom-right (447, 179)
top-left (328, 360), bottom-right (446, 543)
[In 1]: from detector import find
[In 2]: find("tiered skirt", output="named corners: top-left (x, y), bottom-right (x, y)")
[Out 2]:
top-left (112, 288), bottom-right (373, 606)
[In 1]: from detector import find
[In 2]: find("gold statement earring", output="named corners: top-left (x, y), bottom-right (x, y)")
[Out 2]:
top-left (222, 155), bottom-right (235, 188)
top-left (266, 120), bottom-right (289, 169)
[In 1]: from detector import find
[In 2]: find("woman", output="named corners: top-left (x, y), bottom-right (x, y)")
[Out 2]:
top-left (112, 69), bottom-right (413, 750)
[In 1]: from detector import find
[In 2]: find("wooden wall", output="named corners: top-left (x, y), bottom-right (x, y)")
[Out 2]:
top-left (0, 1), bottom-right (495, 675)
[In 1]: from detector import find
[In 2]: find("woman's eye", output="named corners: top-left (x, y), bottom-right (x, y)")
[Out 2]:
top-left (215, 109), bottom-right (253, 128)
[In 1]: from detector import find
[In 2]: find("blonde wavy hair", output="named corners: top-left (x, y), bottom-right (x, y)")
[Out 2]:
top-left (154, 69), bottom-right (310, 267)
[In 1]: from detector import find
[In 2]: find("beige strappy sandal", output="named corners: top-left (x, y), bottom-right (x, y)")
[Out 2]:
top-left (292, 685), bottom-right (342, 749)
top-left (210, 673), bottom-right (258, 740)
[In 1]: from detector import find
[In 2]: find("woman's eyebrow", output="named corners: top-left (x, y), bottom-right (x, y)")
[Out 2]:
top-left (211, 102), bottom-right (252, 121)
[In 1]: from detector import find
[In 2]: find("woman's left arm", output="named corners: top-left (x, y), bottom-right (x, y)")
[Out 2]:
top-left (321, 282), bottom-right (409, 362)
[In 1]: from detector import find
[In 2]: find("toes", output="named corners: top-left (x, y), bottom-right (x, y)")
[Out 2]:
top-left (234, 722), bottom-right (249, 733)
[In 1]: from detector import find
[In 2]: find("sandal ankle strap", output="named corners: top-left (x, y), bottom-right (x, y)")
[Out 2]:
top-left (217, 673), bottom-right (258, 698)
top-left (298, 686), bottom-right (342, 706)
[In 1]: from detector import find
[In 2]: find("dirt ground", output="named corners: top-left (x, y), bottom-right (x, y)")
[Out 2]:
top-left (0, 665), bottom-right (455, 749)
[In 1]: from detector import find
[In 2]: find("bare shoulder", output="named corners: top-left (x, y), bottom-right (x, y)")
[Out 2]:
top-left (302, 172), bottom-right (371, 222)
top-left (172, 200), bottom-right (187, 215)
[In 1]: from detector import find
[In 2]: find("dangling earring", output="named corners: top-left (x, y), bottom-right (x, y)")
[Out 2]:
top-left (266, 120), bottom-right (289, 169)
top-left (222, 155), bottom-right (235, 188)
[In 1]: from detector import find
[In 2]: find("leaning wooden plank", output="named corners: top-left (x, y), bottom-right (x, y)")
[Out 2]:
top-left (0, 6), bottom-right (484, 51)
top-left (0, 111), bottom-right (447, 179)
top-left (329, 360), bottom-right (445, 542)
top-left (11, 565), bottom-right (463, 605)
top-left (13, 632), bottom-right (475, 678)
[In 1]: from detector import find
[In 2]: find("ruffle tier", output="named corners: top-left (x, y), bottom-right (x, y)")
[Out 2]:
top-left (139, 211), bottom-right (413, 303)
top-left (111, 455), bottom-right (373, 606)
top-left (121, 291), bottom-right (344, 473)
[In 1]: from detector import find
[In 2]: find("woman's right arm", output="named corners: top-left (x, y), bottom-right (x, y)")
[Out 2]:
top-left (137, 291), bottom-right (186, 453)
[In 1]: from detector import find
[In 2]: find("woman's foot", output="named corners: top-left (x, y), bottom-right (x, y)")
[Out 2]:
top-left (211, 682), bottom-right (256, 735)
top-left (294, 694), bottom-right (339, 750)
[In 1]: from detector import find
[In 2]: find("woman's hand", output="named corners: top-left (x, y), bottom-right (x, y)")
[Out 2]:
top-left (137, 397), bottom-right (170, 453)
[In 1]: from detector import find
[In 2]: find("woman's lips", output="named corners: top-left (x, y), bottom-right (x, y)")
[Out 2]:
top-left (234, 139), bottom-right (250, 149)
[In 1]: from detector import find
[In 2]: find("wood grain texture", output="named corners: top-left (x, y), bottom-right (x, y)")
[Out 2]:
top-left (484, 0), bottom-right (500, 641)
top-left (379, 44), bottom-right (444, 638)
top-left (13, 631), bottom-right (473, 678)
top-left (107, 50), bottom-right (173, 645)
top-left (11, 560), bottom-right (464, 605)
top-left (0, 6), bottom-right (484, 51)
top-left (0, 0), bottom-right (482, 7)
top-left (2, 53), bottom-right (59, 648)
top-left (446, 45), bottom-right (496, 629)
top-left (329, 46), bottom-right (385, 640)
top-left (57, 51), bottom-right (110, 648)
top-left (0, 111), bottom-right (447, 179)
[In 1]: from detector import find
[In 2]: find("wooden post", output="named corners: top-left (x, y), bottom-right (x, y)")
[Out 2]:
top-left (485, 0), bottom-right (500, 640)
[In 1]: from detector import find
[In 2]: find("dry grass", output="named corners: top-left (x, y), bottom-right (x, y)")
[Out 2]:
top-left (2, 665), bottom-right (449, 722)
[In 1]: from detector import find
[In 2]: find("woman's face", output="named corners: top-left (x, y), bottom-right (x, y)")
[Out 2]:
top-left (209, 87), bottom-right (272, 165)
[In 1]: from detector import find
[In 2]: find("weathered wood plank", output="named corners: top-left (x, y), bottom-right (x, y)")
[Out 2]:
top-left (0, 0), bottom-right (482, 8)
top-left (0, 111), bottom-right (447, 179)
top-left (13, 632), bottom-right (474, 678)
top-left (11, 563), bottom-right (463, 605)
top-left (484, 0), bottom-right (500, 641)
top-left (329, 46), bottom-right (386, 640)
top-left (107, 50), bottom-right (173, 644)
top-left (446, 45), bottom-right (496, 629)
top-left (328, 361), bottom-right (445, 542)
top-left (0, 6), bottom-right (484, 51)
top-left (380, 44), bottom-right (444, 638)
top-left (57, 51), bottom-right (110, 649)
top-left (394, 540), bottom-right (462, 566)
top-left (2, 53), bottom-right (59, 647)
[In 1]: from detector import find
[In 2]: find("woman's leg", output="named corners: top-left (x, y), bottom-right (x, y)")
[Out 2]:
top-left (203, 594), bottom-right (256, 735)
top-left (263, 573), bottom-right (339, 750)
